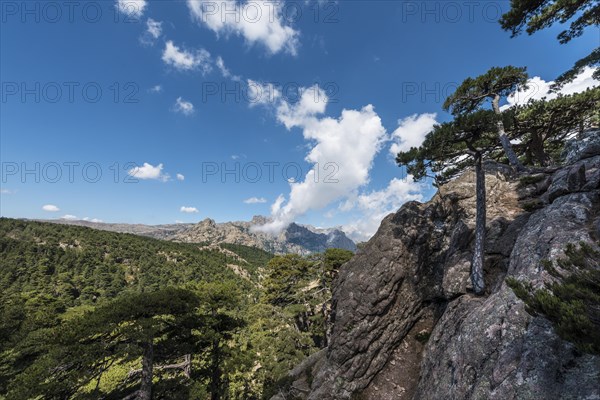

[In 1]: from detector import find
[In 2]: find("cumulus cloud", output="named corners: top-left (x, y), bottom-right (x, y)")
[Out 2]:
top-left (244, 197), bottom-right (267, 204)
top-left (180, 206), bottom-right (199, 213)
top-left (116, 0), bottom-right (147, 17)
top-left (149, 85), bottom-right (162, 93)
top-left (162, 41), bottom-right (212, 73)
top-left (187, 0), bottom-right (300, 55)
top-left (61, 214), bottom-right (78, 220)
top-left (341, 177), bottom-right (424, 241)
top-left (503, 66), bottom-right (599, 110)
top-left (216, 56), bottom-right (241, 81)
top-left (128, 163), bottom-right (170, 181)
top-left (389, 113), bottom-right (438, 155)
top-left (176, 173), bottom-right (185, 181)
top-left (174, 97), bottom-right (195, 116)
top-left (42, 204), bottom-right (60, 212)
top-left (252, 85), bottom-right (388, 235)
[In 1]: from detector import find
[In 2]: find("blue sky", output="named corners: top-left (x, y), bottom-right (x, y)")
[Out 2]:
top-left (1, 0), bottom-right (598, 240)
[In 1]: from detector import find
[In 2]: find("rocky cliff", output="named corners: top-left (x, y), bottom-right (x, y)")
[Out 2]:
top-left (276, 139), bottom-right (600, 399)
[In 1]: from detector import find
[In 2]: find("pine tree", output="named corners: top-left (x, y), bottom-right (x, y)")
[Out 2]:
top-left (508, 87), bottom-right (600, 165)
top-left (397, 110), bottom-right (502, 295)
top-left (500, 0), bottom-right (599, 87)
top-left (444, 66), bottom-right (529, 171)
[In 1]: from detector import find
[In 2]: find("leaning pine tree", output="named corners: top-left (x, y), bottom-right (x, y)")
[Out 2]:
top-left (397, 110), bottom-right (502, 295)
top-left (444, 66), bottom-right (529, 171)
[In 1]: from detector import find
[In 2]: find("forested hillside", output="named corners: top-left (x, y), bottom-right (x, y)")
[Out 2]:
top-left (0, 218), bottom-right (353, 399)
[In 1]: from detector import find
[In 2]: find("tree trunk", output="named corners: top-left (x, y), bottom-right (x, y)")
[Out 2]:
top-left (472, 152), bottom-right (486, 295)
top-left (492, 94), bottom-right (525, 171)
top-left (139, 342), bottom-right (154, 400)
top-left (529, 132), bottom-right (548, 166)
top-left (210, 338), bottom-right (221, 400)
top-left (183, 354), bottom-right (191, 379)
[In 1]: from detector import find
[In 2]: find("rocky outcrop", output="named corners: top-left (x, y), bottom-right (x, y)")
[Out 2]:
top-left (276, 144), bottom-right (600, 399)
top-left (172, 218), bottom-right (356, 254)
top-left (285, 223), bottom-right (357, 253)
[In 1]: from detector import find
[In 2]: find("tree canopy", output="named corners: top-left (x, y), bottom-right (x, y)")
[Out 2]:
top-left (0, 218), bottom-right (354, 399)
top-left (443, 66), bottom-right (529, 169)
top-left (499, 0), bottom-right (600, 85)
top-left (508, 87), bottom-right (600, 165)
top-left (443, 66), bottom-right (529, 116)
top-left (397, 110), bottom-right (501, 185)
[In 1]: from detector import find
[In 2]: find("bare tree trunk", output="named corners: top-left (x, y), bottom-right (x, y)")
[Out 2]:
top-left (472, 152), bottom-right (486, 295)
top-left (492, 95), bottom-right (525, 171)
top-left (139, 342), bottom-right (153, 400)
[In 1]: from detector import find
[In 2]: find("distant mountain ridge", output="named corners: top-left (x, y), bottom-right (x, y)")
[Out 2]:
top-left (38, 216), bottom-right (356, 255)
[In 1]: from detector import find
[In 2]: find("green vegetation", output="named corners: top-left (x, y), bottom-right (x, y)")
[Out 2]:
top-left (506, 242), bottom-right (600, 354)
top-left (500, 0), bottom-right (599, 86)
top-left (508, 88), bottom-right (600, 165)
top-left (443, 65), bottom-right (529, 170)
top-left (0, 218), bottom-right (354, 399)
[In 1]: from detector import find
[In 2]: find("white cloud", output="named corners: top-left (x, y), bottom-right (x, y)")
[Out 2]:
top-left (389, 113), bottom-right (438, 155)
top-left (503, 66), bottom-right (599, 110)
top-left (149, 85), bottom-right (162, 93)
top-left (252, 85), bottom-right (388, 235)
top-left (42, 204), bottom-right (60, 212)
top-left (162, 41), bottom-right (212, 73)
top-left (275, 85), bottom-right (328, 128)
top-left (187, 0), bottom-right (300, 55)
top-left (61, 214), bottom-right (78, 220)
top-left (174, 97), bottom-right (195, 116)
top-left (0, 189), bottom-right (16, 195)
top-left (128, 163), bottom-right (170, 181)
top-left (216, 56), bottom-right (241, 81)
top-left (83, 217), bottom-right (103, 223)
top-left (180, 206), bottom-right (199, 213)
top-left (176, 173), bottom-right (185, 181)
top-left (341, 177), bottom-right (424, 241)
top-left (140, 18), bottom-right (162, 45)
top-left (116, 0), bottom-right (147, 17)
top-left (146, 18), bottom-right (162, 39)
top-left (244, 197), bottom-right (267, 204)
